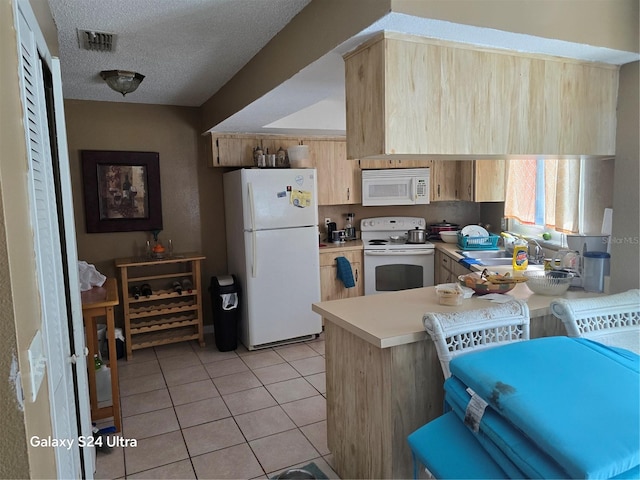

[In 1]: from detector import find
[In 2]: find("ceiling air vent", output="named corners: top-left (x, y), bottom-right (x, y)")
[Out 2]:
top-left (77, 29), bottom-right (117, 52)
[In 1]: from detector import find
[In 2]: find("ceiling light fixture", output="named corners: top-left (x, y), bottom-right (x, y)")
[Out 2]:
top-left (99, 70), bottom-right (145, 96)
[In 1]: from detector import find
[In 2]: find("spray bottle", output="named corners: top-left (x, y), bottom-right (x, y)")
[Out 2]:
top-left (512, 236), bottom-right (529, 272)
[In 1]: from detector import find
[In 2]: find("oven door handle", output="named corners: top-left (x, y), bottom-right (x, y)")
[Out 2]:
top-left (364, 250), bottom-right (435, 256)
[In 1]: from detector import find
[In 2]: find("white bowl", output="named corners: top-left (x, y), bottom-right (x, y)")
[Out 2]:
top-left (440, 231), bottom-right (459, 243)
top-left (523, 270), bottom-right (574, 296)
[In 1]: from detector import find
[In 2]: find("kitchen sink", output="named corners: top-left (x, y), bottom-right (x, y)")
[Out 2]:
top-left (459, 250), bottom-right (514, 266)
top-left (459, 250), bottom-right (510, 259)
top-left (476, 258), bottom-right (515, 266)
top-left (459, 250), bottom-right (545, 267)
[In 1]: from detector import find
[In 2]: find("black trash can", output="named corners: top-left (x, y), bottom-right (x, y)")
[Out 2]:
top-left (209, 275), bottom-right (240, 352)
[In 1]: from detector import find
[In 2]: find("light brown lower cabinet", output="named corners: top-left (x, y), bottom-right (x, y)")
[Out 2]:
top-left (435, 248), bottom-right (472, 284)
top-left (319, 248), bottom-right (363, 300)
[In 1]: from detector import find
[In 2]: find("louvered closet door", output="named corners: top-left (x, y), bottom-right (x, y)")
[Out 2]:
top-left (16, 8), bottom-right (83, 479)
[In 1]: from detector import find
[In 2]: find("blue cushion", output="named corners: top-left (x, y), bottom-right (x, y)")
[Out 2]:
top-left (407, 411), bottom-right (508, 479)
top-left (445, 376), bottom-right (569, 478)
top-left (449, 336), bottom-right (640, 479)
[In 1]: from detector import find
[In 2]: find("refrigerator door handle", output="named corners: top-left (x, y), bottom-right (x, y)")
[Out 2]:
top-left (248, 181), bottom-right (256, 231)
top-left (248, 182), bottom-right (258, 277)
top-left (252, 230), bottom-right (257, 277)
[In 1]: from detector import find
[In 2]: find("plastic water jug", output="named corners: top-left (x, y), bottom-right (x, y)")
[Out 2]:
top-left (582, 251), bottom-right (610, 293)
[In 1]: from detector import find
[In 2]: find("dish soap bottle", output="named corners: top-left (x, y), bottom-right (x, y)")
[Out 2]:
top-left (512, 237), bottom-right (529, 272)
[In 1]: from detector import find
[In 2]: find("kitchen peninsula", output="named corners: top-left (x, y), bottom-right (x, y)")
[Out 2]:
top-left (312, 280), bottom-right (600, 479)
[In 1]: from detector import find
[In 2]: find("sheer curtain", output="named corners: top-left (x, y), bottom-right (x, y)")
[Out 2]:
top-left (504, 158), bottom-right (581, 233)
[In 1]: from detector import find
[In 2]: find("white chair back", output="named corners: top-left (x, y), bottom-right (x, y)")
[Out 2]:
top-left (550, 289), bottom-right (640, 354)
top-left (423, 299), bottom-right (530, 379)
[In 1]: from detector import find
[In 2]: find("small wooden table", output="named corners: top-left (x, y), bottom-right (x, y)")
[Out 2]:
top-left (81, 277), bottom-right (121, 433)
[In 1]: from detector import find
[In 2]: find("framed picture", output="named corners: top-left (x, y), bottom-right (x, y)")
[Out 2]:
top-left (81, 150), bottom-right (163, 233)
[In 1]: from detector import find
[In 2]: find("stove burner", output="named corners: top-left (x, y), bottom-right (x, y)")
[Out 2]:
top-left (369, 239), bottom-right (389, 245)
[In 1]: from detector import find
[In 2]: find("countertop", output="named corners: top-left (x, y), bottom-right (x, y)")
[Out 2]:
top-left (319, 239), bottom-right (363, 252)
top-left (317, 238), bottom-right (511, 272)
top-left (312, 241), bottom-right (600, 349)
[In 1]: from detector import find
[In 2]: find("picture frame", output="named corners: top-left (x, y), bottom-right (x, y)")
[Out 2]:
top-left (81, 150), bottom-right (163, 233)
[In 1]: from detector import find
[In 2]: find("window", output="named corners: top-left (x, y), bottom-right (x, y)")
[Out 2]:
top-left (504, 157), bottom-right (583, 244)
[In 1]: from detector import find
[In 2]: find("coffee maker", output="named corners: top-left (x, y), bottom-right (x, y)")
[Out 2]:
top-left (553, 234), bottom-right (610, 288)
top-left (326, 222), bottom-right (337, 243)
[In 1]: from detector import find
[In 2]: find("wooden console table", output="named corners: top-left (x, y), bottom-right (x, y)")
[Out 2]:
top-left (81, 277), bottom-right (121, 433)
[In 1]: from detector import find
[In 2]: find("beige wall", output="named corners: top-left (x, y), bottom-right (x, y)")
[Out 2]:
top-left (610, 61), bottom-right (640, 293)
top-left (64, 100), bottom-right (228, 327)
top-left (0, 0), bottom-right (55, 477)
top-left (392, 0), bottom-right (639, 53)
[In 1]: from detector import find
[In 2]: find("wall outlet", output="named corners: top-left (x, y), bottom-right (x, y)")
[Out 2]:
top-left (324, 217), bottom-right (331, 226)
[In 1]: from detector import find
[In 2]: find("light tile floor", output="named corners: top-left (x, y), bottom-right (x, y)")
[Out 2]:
top-left (95, 333), bottom-right (340, 479)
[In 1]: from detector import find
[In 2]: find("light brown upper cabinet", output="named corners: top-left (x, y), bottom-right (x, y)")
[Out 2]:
top-left (431, 160), bottom-right (459, 201)
top-left (208, 134), bottom-right (256, 167)
top-left (457, 160), bottom-right (506, 202)
top-left (208, 134), bottom-right (302, 167)
top-left (313, 139), bottom-right (361, 205)
top-left (344, 32), bottom-right (618, 160)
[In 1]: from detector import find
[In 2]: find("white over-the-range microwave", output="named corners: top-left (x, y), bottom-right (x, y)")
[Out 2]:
top-left (361, 168), bottom-right (430, 206)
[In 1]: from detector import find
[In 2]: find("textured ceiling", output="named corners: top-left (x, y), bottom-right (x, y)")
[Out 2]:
top-left (48, 0), bottom-right (311, 107)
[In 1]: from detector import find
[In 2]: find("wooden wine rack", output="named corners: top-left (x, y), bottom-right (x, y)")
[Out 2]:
top-left (115, 253), bottom-right (206, 360)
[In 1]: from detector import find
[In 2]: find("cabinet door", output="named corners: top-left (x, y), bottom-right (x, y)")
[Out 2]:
top-left (211, 135), bottom-right (255, 167)
top-left (457, 161), bottom-right (474, 202)
top-left (431, 161), bottom-right (459, 201)
top-left (455, 160), bottom-right (506, 202)
top-left (435, 250), bottom-right (455, 284)
top-left (316, 141), bottom-right (361, 205)
top-left (474, 160), bottom-right (506, 202)
top-left (319, 250), bottom-right (363, 300)
top-left (320, 262), bottom-right (362, 301)
top-left (434, 250), bottom-right (445, 284)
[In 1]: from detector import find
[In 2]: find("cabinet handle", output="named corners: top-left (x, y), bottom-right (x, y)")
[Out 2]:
top-left (355, 269), bottom-right (358, 282)
top-left (347, 187), bottom-right (350, 201)
top-left (437, 184), bottom-right (441, 196)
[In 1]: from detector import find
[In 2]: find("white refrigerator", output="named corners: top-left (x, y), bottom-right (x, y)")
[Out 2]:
top-left (223, 168), bottom-right (321, 350)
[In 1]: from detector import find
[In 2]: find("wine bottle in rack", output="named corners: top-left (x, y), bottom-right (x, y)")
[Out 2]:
top-left (172, 280), bottom-right (183, 295)
top-left (181, 278), bottom-right (193, 293)
top-left (130, 285), bottom-right (141, 300)
top-left (140, 283), bottom-right (153, 298)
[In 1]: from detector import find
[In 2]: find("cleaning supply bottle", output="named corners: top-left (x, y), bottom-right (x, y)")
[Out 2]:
top-left (512, 237), bottom-right (529, 271)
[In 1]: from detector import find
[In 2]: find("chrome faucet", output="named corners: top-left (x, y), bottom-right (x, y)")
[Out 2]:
top-left (527, 238), bottom-right (546, 265)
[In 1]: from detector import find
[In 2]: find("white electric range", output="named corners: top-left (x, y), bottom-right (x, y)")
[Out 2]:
top-left (361, 216), bottom-right (435, 295)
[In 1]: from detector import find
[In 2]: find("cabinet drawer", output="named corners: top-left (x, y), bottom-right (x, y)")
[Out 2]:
top-left (440, 253), bottom-right (451, 269)
top-left (319, 249), bottom-right (363, 267)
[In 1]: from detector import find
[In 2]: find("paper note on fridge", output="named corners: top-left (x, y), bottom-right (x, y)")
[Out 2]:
top-left (290, 190), bottom-right (312, 208)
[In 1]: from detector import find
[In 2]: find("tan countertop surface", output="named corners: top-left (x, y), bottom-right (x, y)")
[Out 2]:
top-left (318, 239), bottom-right (363, 252)
top-left (312, 241), bottom-right (600, 349)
